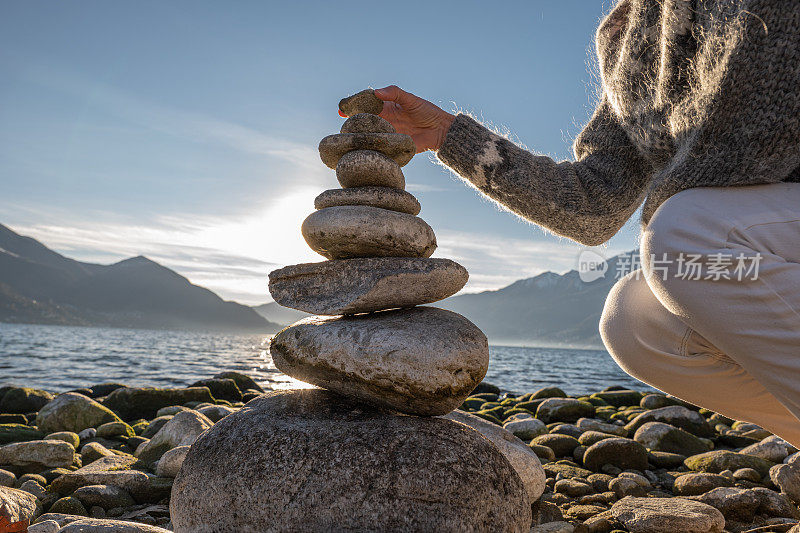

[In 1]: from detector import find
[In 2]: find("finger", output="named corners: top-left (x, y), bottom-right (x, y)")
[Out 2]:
top-left (374, 85), bottom-right (416, 107)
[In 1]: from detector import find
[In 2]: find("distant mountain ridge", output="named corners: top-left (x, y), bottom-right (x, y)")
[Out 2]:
top-left (257, 251), bottom-right (636, 348)
top-left (437, 253), bottom-right (634, 348)
top-left (0, 223), bottom-right (279, 332)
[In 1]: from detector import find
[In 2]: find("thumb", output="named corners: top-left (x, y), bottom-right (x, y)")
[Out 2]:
top-left (374, 85), bottom-right (415, 106)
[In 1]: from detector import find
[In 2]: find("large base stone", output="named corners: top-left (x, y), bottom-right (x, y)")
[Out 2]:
top-left (268, 257), bottom-right (468, 315)
top-left (170, 389), bottom-right (531, 533)
top-left (269, 306), bottom-right (488, 416)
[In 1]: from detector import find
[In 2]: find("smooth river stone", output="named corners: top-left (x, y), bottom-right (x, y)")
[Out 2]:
top-left (301, 205), bottom-right (436, 259)
top-left (268, 257), bottom-right (467, 315)
top-left (340, 113), bottom-right (395, 134)
top-left (338, 89), bottom-right (384, 116)
top-left (170, 389), bottom-right (530, 533)
top-left (319, 132), bottom-right (415, 168)
top-left (269, 306), bottom-right (489, 416)
top-left (314, 187), bottom-right (420, 215)
top-left (336, 149), bottom-right (405, 189)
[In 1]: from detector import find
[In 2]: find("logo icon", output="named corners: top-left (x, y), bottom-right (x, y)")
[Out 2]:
top-left (578, 249), bottom-right (608, 283)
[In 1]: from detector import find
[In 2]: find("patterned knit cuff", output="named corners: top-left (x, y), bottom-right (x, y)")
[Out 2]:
top-left (436, 114), bottom-right (495, 190)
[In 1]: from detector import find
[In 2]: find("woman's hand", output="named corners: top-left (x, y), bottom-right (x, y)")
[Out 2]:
top-left (372, 85), bottom-right (455, 153)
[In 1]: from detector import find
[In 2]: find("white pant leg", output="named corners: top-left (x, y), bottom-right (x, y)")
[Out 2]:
top-left (631, 182), bottom-right (800, 445)
top-left (600, 270), bottom-right (800, 445)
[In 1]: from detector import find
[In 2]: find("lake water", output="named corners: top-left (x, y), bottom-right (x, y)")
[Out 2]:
top-left (0, 322), bottom-right (655, 395)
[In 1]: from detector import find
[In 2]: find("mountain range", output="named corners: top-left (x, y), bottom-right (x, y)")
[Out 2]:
top-left (0, 223), bottom-right (279, 332)
top-left (1, 222), bottom-right (631, 345)
top-left (255, 252), bottom-right (636, 348)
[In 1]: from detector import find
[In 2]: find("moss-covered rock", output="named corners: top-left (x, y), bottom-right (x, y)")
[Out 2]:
top-left (531, 434), bottom-right (580, 458)
top-left (531, 386), bottom-right (567, 400)
top-left (190, 379), bottom-right (242, 402)
top-left (48, 495), bottom-right (88, 516)
top-left (43, 431), bottom-right (80, 449)
top-left (536, 398), bottom-right (595, 424)
top-left (0, 387), bottom-right (54, 414)
top-left (96, 421), bottom-right (135, 439)
top-left (36, 393), bottom-right (122, 434)
top-left (460, 398), bottom-right (485, 411)
top-left (583, 438), bottom-right (649, 472)
top-left (0, 423), bottom-right (44, 445)
top-left (212, 371), bottom-right (265, 393)
top-left (542, 461), bottom-right (593, 480)
top-left (590, 390), bottom-right (643, 407)
top-left (634, 422), bottom-right (712, 456)
top-left (684, 450), bottom-right (775, 477)
top-left (102, 387), bottom-right (215, 420)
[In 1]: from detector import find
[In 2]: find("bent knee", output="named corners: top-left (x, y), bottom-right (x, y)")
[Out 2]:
top-left (600, 273), bottom-right (649, 371)
top-left (600, 272), bottom-right (677, 386)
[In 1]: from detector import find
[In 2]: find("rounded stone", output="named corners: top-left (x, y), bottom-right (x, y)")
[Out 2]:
top-left (319, 133), bottom-right (415, 168)
top-left (314, 187), bottom-right (419, 215)
top-left (634, 421), bottom-right (711, 456)
top-left (443, 410), bottom-right (546, 502)
top-left (335, 150), bottom-right (405, 189)
top-left (672, 472), bottom-right (735, 496)
top-left (611, 496), bottom-right (725, 533)
top-left (269, 306), bottom-right (489, 416)
top-left (583, 437), bottom-right (649, 472)
top-left (36, 392), bottom-right (122, 434)
top-left (340, 113), bottom-right (395, 134)
top-left (338, 89), bottom-right (384, 116)
top-left (170, 389), bottom-right (531, 533)
top-left (301, 205), bottom-right (436, 260)
top-left (269, 257), bottom-right (467, 315)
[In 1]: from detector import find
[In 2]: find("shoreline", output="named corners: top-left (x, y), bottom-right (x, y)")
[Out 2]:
top-left (1, 375), bottom-right (798, 532)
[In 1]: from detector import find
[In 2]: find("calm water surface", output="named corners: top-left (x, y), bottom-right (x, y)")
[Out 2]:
top-left (0, 322), bottom-right (654, 395)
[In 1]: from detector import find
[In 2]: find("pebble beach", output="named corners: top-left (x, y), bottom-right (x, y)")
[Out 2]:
top-left (1, 374), bottom-right (799, 532)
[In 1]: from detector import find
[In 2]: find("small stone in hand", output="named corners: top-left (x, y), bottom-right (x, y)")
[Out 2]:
top-left (339, 89), bottom-right (384, 116)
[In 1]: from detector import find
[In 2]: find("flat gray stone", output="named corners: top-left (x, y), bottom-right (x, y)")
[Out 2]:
top-left (59, 519), bottom-right (172, 532)
top-left (319, 132), bottom-right (415, 168)
top-left (444, 410), bottom-right (546, 501)
top-left (611, 496), bottom-right (725, 533)
top-left (50, 456), bottom-right (151, 501)
top-left (270, 306), bottom-right (488, 416)
top-left (335, 149), bottom-right (405, 188)
top-left (268, 257), bottom-right (467, 315)
top-left (314, 187), bottom-right (419, 215)
top-left (338, 89), bottom-right (384, 116)
top-left (0, 439), bottom-right (76, 469)
top-left (340, 113), bottom-right (395, 134)
top-left (170, 389), bottom-right (530, 533)
top-left (72, 484), bottom-right (136, 510)
top-left (302, 205), bottom-right (436, 259)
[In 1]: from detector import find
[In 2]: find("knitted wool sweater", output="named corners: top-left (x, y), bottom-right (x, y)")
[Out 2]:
top-left (437, 0), bottom-right (800, 246)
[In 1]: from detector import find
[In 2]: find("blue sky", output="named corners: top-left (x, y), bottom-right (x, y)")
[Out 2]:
top-left (0, 0), bottom-right (638, 304)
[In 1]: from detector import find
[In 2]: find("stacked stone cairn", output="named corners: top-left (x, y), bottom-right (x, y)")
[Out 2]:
top-left (267, 88), bottom-right (488, 416)
top-left (169, 90), bottom-right (544, 532)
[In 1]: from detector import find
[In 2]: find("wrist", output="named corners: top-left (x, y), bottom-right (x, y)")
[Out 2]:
top-left (434, 112), bottom-right (456, 151)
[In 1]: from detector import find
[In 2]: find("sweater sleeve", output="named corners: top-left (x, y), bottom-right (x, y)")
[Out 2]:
top-left (437, 99), bottom-right (653, 246)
